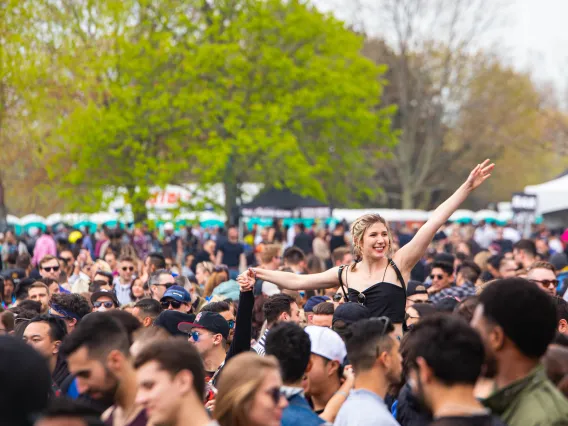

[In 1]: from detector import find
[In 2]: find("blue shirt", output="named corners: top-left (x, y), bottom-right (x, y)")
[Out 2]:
top-left (335, 389), bottom-right (400, 426)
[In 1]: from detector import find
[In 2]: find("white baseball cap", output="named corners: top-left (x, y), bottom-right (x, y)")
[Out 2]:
top-left (305, 326), bottom-right (347, 363)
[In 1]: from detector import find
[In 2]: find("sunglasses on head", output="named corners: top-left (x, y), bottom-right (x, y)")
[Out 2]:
top-left (161, 300), bottom-right (183, 309)
top-left (430, 274), bottom-right (444, 280)
top-left (42, 265), bottom-right (60, 272)
top-left (265, 387), bottom-right (283, 405)
top-left (122, 266), bottom-right (135, 272)
top-left (93, 301), bottom-right (114, 309)
top-left (530, 279), bottom-right (558, 288)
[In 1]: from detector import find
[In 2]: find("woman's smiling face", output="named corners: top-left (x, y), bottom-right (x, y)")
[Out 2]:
top-left (361, 222), bottom-right (390, 260)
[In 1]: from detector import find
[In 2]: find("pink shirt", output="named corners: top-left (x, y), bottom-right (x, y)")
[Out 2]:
top-left (32, 234), bottom-right (57, 266)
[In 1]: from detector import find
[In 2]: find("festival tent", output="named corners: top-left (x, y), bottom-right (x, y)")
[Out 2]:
top-left (240, 188), bottom-right (331, 219)
top-left (524, 174), bottom-right (568, 215)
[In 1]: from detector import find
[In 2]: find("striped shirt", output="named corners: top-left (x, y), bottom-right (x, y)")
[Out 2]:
top-left (252, 329), bottom-right (270, 356)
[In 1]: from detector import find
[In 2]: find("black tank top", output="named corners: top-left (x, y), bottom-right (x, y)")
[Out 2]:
top-left (339, 259), bottom-right (406, 323)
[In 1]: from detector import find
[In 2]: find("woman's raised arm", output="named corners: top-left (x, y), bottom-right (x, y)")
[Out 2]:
top-left (237, 266), bottom-right (340, 292)
top-left (395, 160), bottom-right (494, 273)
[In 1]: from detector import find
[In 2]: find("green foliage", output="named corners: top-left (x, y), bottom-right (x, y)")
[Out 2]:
top-left (38, 0), bottom-right (394, 220)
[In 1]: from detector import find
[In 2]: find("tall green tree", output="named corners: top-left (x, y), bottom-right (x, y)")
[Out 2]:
top-left (40, 0), bottom-right (395, 222)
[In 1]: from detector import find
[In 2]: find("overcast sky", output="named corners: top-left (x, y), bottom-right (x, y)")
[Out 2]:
top-left (313, 0), bottom-right (568, 101)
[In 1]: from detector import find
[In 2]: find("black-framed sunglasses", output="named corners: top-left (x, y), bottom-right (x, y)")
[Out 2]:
top-left (265, 387), bottom-right (283, 405)
top-left (42, 265), bottom-right (60, 272)
top-left (408, 299), bottom-right (432, 305)
top-left (93, 301), bottom-right (114, 309)
top-left (122, 266), bottom-right (135, 272)
top-left (430, 274), bottom-right (444, 280)
top-left (161, 300), bottom-right (182, 310)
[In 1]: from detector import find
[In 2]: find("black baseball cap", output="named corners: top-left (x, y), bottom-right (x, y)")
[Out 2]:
top-left (407, 280), bottom-right (428, 297)
top-left (155, 311), bottom-right (196, 337)
top-left (332, 302), bottom-right (371, 326)
top-left (178, 311), bottom-right (230, 340)
top-left (90, 290), bottom-right (119, 307)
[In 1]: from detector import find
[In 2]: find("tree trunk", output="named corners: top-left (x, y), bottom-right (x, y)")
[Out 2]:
top-left (400, 181), bottom-right (415, 210)
top-left (223, 153), bottom-right (238, 227)
top-left (126, 185), bottom-right (148, 224)
top-left (0, 174), bottom-right (7, 232)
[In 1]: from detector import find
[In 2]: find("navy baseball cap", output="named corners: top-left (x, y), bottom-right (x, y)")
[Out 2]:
top-left (304, 296), bottom-right (330, 313)
top-left (161, 285), bottom-right (190, 303)
top-left (178, 311), bottom-right (230, 340)
top-left (332, 302), bottom-right (371, 326)
top-left (407, 280), bottom-right (428, 297)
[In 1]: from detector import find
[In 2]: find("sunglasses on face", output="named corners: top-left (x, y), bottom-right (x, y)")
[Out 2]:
top-left (42, 265), bottom-right (60, 272)
top-left (161, 300), bottom-right (183, 309)
top-left (430, 274), bottom-right (444, 280)
top-left (93, 301), bottom-right (114, 309)
top-left (122, 266), bottom-right (135, 272)
top-left (408, 299), bottom-right (432, 304)
top-left (530, 279), bottom-right (558, 288)
top-left (191, 331), bottom-right (213, 342)
top-left (265, 387), bottom-right (283, 405)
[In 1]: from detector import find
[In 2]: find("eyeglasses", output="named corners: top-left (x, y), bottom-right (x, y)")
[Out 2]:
top-left (93, 301), bottom-right (114, 309)
top-left (265, 387), bottom-right (283, 405)
top-left (430, 274), bottom-right (444, 280)
top-left (161, 300), bottom-right (182, 310)
top-left (42, 265), bottom-right (60, 272)
top-left (333, 293), bottom-right (343, 302)
top-left (122, 266), bottom-right (135, 272)
top-left (530, 279), bottom-right (558, 288)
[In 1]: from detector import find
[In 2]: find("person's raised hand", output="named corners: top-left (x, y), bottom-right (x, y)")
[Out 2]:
top-left (464, 159), bottom-right (494, 191)
top-left (237, 268), bottom-right (255, 292)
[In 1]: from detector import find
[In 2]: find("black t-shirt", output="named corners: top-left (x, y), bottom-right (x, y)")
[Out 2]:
top-left (219, 241), bottom-right (244, 268)
top-left (329, 234), bottom-right (346, 253)
top-left (429, 415), bottom-right (507, 426)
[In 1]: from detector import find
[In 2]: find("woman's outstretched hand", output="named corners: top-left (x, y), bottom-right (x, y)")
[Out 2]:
top-left (464, 159), bottom-right (494, 191)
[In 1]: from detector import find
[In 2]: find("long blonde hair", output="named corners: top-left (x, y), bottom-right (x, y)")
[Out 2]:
top-left (349, 214), bottom-right (394, 269)
top-left (214, 353), bottom-right (280, 426)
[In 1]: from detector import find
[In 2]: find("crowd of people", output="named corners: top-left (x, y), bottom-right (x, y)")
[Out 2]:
top-left (1, 160), bottom-right (568, 426)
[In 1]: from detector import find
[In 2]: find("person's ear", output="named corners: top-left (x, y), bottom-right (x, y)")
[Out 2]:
top-left (53, 340), bottom-right (61, 356)
top-left (327, 360), bottom-right (340, 377)
top-left (107, 349), bottom-right (124, 373)
top-left (213, 334), bottom-right (223, 346)
top-left (143, 317), bottom-right (153, 327)
top-left (174, 370), bottom-right (194, 395)
top-left (559, 319), bottom-right (568, 334)
top-left (489, 325), bottom-right (505, 352)
top-left (280, 312), bottom-right (289, 322)
top-left (305, 358), bottom-right (313, 374)
top-left (416, 357), bottom-right (434, 385)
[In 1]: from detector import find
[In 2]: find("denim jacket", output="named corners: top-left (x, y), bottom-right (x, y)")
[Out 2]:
top-left (281, 387), bottom-right (328, 426)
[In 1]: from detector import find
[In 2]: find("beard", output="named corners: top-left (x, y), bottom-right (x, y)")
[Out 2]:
top-left (88, 368), bottom-right (120, 409)
top-left (480, 353), bottom-right (498, 379)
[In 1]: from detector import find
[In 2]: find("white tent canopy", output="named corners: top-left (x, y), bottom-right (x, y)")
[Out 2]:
top-left (525, 174), bottom-right (568, 215)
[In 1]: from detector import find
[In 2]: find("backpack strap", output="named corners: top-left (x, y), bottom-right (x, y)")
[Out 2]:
top-left (388, 258), bottom-right (406, 297)
top-left (337, 265), bottom-right (349, 302)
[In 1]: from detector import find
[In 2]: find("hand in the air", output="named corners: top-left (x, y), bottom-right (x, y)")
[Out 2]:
top-left (237, 268), bottom-right (255, 292)
top-left (465, 159), bottom-right (494, 191)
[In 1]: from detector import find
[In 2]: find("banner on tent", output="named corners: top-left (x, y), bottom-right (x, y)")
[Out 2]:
top-left (511, 192), bottom-right (537, 214)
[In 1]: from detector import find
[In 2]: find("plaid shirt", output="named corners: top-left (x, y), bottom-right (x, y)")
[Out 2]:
top-left (429, 281), bottom-right (476, 304)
